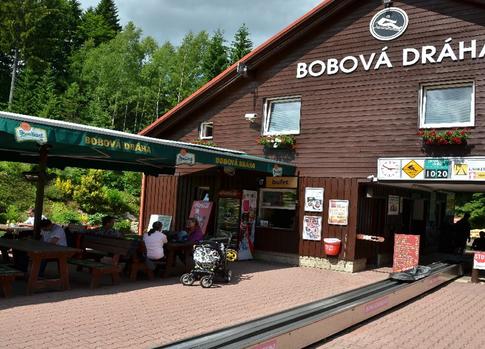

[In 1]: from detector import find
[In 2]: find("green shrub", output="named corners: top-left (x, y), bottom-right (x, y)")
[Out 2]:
top-left (0, 205), bottom-right (24, 223)
top-left (47, 202), bottom-right (82, 224)
top-left (104, 188), bottom-right (138, 216)
top-left (87, 213), bottom-right (105, 226)
top-left (114, 219), bottom-right (132, 233)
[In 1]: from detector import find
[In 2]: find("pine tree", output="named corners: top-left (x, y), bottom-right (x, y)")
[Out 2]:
top-left (230, 24), bottom-right (253, 63)
top-left (35, 66), bottom-right (60, 118)
top-left (79, 8), bottom-right (116, 45)
top-left (95, 0), bottom-right (122, 33)
top-left (10, 67), bottom-right (40, 115)
top-left (203, 29), bottom-right (229, 81)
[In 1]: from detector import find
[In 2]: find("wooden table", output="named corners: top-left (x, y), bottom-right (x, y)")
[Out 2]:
top-left (0, 239), bottom-right (80, 295)
top-left (163, 242), bottom-right (194, 278)
top-left (0, 224), bottom-right (33, 234)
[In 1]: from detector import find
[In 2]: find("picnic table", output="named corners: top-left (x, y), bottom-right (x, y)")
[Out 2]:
top-left (0, 224), bottom-right (33, 234)
top-left (164, 242), bottom-right (194, 277)
top-left (0, 239), bottom-right (80, 295)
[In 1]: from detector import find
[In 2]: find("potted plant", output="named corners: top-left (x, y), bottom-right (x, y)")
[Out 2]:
top-left (258, 135), bottom-right (296, 149)
top-left (417, 128), bottom-right (470, 145)
top-left (191, 139), bottom-right (218, 147)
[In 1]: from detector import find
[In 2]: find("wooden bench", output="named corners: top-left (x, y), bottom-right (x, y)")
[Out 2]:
top-left (0, 264), bottom-right (23, 297)
top-left (69, 235), bottom-right (143, 288)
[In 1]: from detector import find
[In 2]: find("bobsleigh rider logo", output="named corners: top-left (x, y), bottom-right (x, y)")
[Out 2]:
top-left (370, 7), bottom-right (409, 41)
top-left (15, 122), bottom-right (48, 144)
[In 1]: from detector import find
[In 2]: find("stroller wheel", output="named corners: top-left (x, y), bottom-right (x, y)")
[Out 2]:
top-left (200, 275), bottom-right (213, 288)
top-left (180, 273), bottom-right (195, 286)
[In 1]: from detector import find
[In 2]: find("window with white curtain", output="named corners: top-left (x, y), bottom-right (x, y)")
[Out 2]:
top-left (263, 97), bottom-right (301, 135)
top-left (199, 122), bottom-right (213, 139)
top-left (420, 82), bottom-right (475, 128)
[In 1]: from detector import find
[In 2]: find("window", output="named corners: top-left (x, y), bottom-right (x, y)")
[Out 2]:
top-left (263, 97), bottom-right (301, 135)
top-left (258, 189), bottom-right (297, 230)
top-left (199, 122), bottom-right (213, 139)
top-left (420, 82), bottom-right (475, 128)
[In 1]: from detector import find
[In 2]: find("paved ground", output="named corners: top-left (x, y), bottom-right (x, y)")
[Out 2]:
top-left (0, 261), bottom-right (389, 349)
top-left (315, 279), bottom-right (485, 349)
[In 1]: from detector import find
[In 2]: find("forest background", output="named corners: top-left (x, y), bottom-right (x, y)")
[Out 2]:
top-left (0, 0), bottom-right (253, 231)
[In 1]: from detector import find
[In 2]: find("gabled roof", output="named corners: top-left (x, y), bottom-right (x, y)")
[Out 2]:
top-left (139, 0), bottom-right (343, 136)
top-left (140, 0), bottom-right (485, 137)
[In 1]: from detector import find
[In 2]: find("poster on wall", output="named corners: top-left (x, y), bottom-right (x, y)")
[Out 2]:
top-left (147, 214), bottom-right (172, 232)
top-left (393, 234), bottom-right (420, 273)
top-left (388, 195), bottom-right (400, 216)
top-left (303, 216), bottom-right (322, 241)
top-left (328, 200), bottom-right (349, 226)
top-left (446, 193), bottom-right (455, 216)
top-left (238, 190), bottom-right (258, 260)
top-left (189, 201), bottom-right (213, 235)
top-left (474, 252), bottom-right (485, 271)
top-left (304, 187), bottom-right (324, 212)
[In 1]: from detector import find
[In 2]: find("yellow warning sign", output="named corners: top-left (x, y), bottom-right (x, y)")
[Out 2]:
top-left (453, 163), bottom-right (468, 176)
top-left (403, 160), bottom-right (423, 178)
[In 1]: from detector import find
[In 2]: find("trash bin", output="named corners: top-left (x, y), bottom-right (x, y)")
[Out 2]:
top-left (324, 238), bottom-right (341, 256)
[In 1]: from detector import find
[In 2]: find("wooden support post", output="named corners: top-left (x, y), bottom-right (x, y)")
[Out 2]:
top-left (33, 145), bottom-right (49, 239)
top-left (471, 268), bottom-right (479, 284)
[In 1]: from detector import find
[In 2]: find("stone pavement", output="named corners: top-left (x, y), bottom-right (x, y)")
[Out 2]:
top-left (0, 261), bottom-right (388, 349)
top-left (315, 280), bottom-right (485, 349)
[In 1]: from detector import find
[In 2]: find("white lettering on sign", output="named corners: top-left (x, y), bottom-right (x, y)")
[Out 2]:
top-left (297, 38), bottom-right (485, 78)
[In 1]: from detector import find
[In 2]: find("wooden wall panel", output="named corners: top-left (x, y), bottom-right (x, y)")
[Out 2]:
top-left (155, 0), bottom-right (485, 179)
top-left (298, 177), bottom-right (359, 261)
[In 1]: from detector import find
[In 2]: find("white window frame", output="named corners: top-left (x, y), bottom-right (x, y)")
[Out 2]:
top-left (419, 81), bottom-right (475, 129)
top-left (263, 96), bottom-right (301, 136)
top-left (199, 122), bottom-right (213, 140)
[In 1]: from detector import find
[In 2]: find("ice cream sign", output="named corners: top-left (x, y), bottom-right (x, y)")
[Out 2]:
top-left (15, 122), bottom-right (47, 144)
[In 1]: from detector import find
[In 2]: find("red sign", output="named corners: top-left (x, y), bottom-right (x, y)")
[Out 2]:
top-left (474, 252), bottom-right (485, 270)
top-left (189, 201), bottom-right (213, 235)
top-left (393, 234), bottom-right (420, 272)
top-left (252, 339), bottom-right (276, 349)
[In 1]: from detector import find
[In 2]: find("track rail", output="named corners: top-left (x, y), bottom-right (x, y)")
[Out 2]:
top-left (157, 263), bottom-right (462, 349)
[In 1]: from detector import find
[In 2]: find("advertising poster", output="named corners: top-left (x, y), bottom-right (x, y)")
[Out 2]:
top-left (305, 187), bottom-right (324, 212)
top-left (328, 200), bottom-right (349, 226)
top-left (388, 195), bottom-right (400, 216)
top-left (393, 234), bottom-right (420, 272)
top-left (303, 216), bottom-right (322, 241)
top-left (189, 201), bottom-right (213, 235)
top-left (147, 214), bottom-right (172, 232)
top-left (474, 252), bottom-right (485, 271)
top-left (238, 190), bottom-right (258, 260)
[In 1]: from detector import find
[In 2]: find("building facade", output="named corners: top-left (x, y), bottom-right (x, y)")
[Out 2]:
top-left (139, 0), bottom-right (485, 271)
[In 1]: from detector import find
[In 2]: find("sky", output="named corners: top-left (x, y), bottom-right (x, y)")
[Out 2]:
top-left (79, 0), bottom-right (323, 47)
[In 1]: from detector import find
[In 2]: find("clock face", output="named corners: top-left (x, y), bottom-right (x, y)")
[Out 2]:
top-left (379, 160), bottom-right (401, 179)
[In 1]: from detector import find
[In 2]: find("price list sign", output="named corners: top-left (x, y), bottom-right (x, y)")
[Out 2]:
top-left (393, 234), bottom-right (420, 272)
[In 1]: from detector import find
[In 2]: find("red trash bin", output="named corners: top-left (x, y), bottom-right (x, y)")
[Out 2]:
top-left (324, 238), bottom-right (341, 256)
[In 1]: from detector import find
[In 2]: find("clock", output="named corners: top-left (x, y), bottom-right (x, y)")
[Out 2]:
top-left (379, 160), bottom-right (401, 179)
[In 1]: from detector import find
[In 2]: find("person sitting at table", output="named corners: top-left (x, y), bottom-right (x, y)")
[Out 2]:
top-left (186, 218), bottom-right (204, 243)
top-left (143, 221), bottom-right (168, 271)
top-left (93, 216), bottom-right (123, 238)
top-left (472, 231), bottom-right (485, 251)
top-left (38, 219), bottom-right (68, 277)
top-left (18, 208), bottom-right (47, 227)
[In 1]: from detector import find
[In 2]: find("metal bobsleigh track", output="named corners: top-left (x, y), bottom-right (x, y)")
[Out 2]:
top-left (157, 262), bottom-right (463, 349)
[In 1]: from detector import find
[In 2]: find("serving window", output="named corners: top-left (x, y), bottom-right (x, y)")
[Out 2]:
top-left (419, 82), bottom-right (475, 129)
top-left (258, 188), bottom-right (297, 230)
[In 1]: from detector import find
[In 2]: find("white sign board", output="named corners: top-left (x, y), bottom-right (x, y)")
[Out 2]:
top-left (377, 157), bottom-right (485, 182)
top-left (474, 252), bottom-right (485, 270)
top-left (147, 214), bottom-right (172, 232)
top-left (388, 195), bottom-right (400, 215)
top-left (303, 216), bottom-right (322, 241)
top-left (328, 200), bottom-right (349, 226)
top-left (304, 187), bottom-right (324, 212)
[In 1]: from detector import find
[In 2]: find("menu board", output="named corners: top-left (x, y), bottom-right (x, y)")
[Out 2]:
top-left (189, 201), bottom-right (213, 235)
top-left (393, 234), bottom-right (420, 272)
top-left (147, 214), bottom-right (172, 231)
top-left (328, 200), bottom-right (349, 226)
top-left (302, 216), bottom-right (322, 241)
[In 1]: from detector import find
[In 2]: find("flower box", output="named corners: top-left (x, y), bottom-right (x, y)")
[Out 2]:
top-left (191, 139), bottom-right (217, 147)
top-left (258, 135), bottom-right (296, 150)
top-left (417, 129), bottom-right (470, 145)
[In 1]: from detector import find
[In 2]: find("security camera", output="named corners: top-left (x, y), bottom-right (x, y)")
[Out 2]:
top-left (244, 113), bottom-right (257, 123)
top-left (367, 175), bottom-right (378, 182)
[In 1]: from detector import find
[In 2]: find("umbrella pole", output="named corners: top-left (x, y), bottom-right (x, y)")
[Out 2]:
top-left (33, 145), bottom-right (49, 239)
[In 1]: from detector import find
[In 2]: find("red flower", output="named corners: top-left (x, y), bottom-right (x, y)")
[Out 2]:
top-left (460, 130), bottom-right (466, 136)
top-left (446, 131), bottom-right (453, 136)
top-left (425, 140), bottom-right (433, 145)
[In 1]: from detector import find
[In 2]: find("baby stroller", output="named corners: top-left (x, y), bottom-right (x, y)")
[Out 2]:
top-left (180, 235), bottom-right (238, 288)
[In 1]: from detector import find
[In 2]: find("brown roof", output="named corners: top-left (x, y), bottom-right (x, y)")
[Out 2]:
top-left (139, 0), bottom-right (339, 136)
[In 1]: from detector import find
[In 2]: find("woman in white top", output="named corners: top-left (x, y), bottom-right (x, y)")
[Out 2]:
top-left (143, 221), bottom-right (168, 270)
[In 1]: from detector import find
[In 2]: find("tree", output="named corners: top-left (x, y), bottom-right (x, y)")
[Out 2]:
top-left (78, 8), bottom-right (115, 45)
top-left (456, 193), bottom-right (485, 228)
top-left (10, 67), bottom-right (39, 115)
top-left (95, 0), bottom-right (122, 33)
top-left (203, 29), bottom-right (229, 81)
top-left (35, 66), bottom-right (60, 118)
top-left (230, 23), bottom-right (253, 64)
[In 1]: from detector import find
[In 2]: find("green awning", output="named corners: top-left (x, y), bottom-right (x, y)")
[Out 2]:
top-left (0, 111), bottom-right (296, 176)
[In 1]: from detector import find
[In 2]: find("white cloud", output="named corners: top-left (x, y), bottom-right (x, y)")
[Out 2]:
top-left (79, 0), bottom-right (322, 46)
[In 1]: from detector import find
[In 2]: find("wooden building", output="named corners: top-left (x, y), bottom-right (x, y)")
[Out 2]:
top-left (139, 0), bottom-right (485, 272)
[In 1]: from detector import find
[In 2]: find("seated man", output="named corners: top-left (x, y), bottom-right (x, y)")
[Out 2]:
top-left (472, 231), bottom-right (485, 251)
top-left (93, 216), bottom-right (123, 238)
top-left (40, 219), bottom-right (67, 246)
top-left (18, 208), bottom-right (47, 227)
